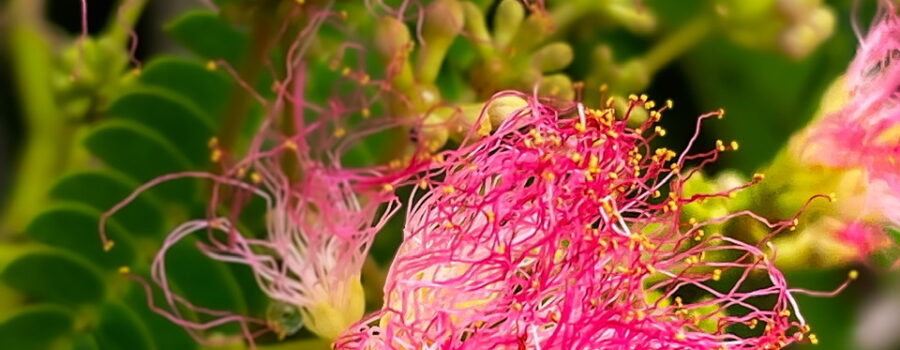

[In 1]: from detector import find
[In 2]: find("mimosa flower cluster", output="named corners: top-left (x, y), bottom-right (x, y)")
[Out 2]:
top-left (335, 92), bottom-right (842, 349)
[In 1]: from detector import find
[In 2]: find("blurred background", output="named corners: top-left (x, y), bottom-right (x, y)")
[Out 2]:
top-left (1, 0), bottom-right (898, 349)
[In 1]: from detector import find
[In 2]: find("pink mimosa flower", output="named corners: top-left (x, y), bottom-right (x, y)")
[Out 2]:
top-left (336, 92), bottom-right (848, 349)
top-left (99, 27), bottom-right (422, 343)
top-left (799, 1), bottom-right (900, 226)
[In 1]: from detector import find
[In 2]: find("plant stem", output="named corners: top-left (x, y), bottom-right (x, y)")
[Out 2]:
top-left (640, 15), bottom-right (713, 76)
top-left (1, 0), bottom-right (61, 236)
top-left (218, 6), bottom-right (278, 152)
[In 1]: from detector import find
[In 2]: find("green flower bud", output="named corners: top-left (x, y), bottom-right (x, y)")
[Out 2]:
top-left (375, 16), bottom-right (412, 59)
top-left (531, 42), bottom-right (574, 73)
top-left (538, 74), bottom-right (574, 100)
top-left (463, 2), bottom-right (494, 57)
top-left (417, 0), bottom-right (465, 83)
top-left (486, 95), bottom-right (528, 127)
top-left (604, 0), bottom-right (657, 34)
top-left (493, 0), bottom-right (525, 49)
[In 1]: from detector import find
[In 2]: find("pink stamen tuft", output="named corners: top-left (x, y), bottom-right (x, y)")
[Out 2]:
top-left (336, 92), bottom-right (839, 350)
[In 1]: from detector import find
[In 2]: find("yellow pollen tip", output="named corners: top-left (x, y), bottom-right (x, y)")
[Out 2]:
top-left (730, 140), bottom-right (739, 151)
top-left (383, 184), bottom-right (395, 192)
top-left (208, 137), bottom-right (219, 148)
top-left (848, 269), bottom-right (859, 280)
top-left (250, 172), bottom-right (262, 184)
top-left (118, 266), bottom-right (131, 274)
top-left (205, 61), bottom-right (218, 71)
top-left (828, 192), bottom-right (837, 202)
top-left (717, 108), bottom-right (725, 118)
top-left (334, 127), bottom-right (346, 137)
top-left (666, 99), bottom-right (674, 109)
top-left (103, 240), bottom-right (115, 252)
top-left (210, 149), bottom-right (222, 163)
top-left (753, 173), bottom-right (765, 181)
top-left (283, 140), bottom-right (298, 151)
top-left (443, 185), bottom-right (455, 194)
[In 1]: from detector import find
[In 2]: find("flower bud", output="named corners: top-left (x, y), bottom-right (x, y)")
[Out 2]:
top-left (492, 0), bottom-right (525, 49)
top-left (417, 0), bottom-right (465, 83)
top-left (532, 42), bottom-right (574, 73)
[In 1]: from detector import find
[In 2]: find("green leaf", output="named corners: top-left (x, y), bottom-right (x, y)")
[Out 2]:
top-left (106, 88), bottom-right (214, 166)
top-left (93, 302), bottom-right (155, 350)
top-left (50, 171), bottom-right (165, 237)
top-left (166, 11), bottom-right (248, 65)
top-left (0, 304), bottom-right (75, 350)
top-left (83, 120), bottom-right (195, 200)
top-left (1, 250), bottom-right (105, 305)
top-left (123, 278), bottom-right (197, 350)
top-left (138, 57), bottom-right (233, 120)
top-left (69, 335), bottom-right (100, 350)
top-left (26, 204), bottom-right (137, 270)
top-left (166, 237), bottom-right (247, 333)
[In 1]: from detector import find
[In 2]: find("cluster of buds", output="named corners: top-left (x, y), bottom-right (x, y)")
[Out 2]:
top-left (335, 92), bottom-right (847, 349)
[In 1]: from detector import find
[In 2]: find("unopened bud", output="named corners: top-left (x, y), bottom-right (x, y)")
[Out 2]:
top-left (532, 42), bottom-right (574, 73)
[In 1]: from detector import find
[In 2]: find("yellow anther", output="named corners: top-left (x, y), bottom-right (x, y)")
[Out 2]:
top-left (443, 185), bottom-right (456, 194)
top-left (730, 140), bottom-right (739, 151)
top-left (341, 67), bottom-right (351, 76)
top-left (210, 149), bottom-right (222, 162)
top-left (828, 192), bottom-right (837, 202)
top-left (779, 309), bottom-right (791, 317)
top-left (644, 101), bottom-right (656, 109)
top-left (237, 167), bottom-right (247, 178)
top-left (712, 269), bottom-right (722, 281)
top-left (250, 172), bottom-right (262, 184)
top-left (654, 126), bottom-right (666, 136)
top-left (666, 99), bottom-right (674, 109)
top-left (208, 137), bottom-right (219, 148)
top-left (118, 266), bottom-right (131, 274)
top-left (716, 140), bottom-right (725, 151)
top-left (639, 94), bottom-right (649, 101)
top-left (383, 184), bottom-right (395, 192)
top-left (334, 127), bottom-right (346, 137)
top-left (103, 240), bottom-right (115, 252)
top-left (418, 179), bottom-right (428, 189)
top-left (570, 153), bottom-right (583, 163)
top-left (543, 171), bottom-right (556, 181)
top-left (362, 108), bottom-right (371, 118)
top-left (809, 333), bottom-right (819, 345)
top-left (717, 108), bottom-right (725, 118)
top-left (485, 211), bottom-right (495, 223)
top-left (359, 74), bottom-right (370, 85)
top-left (753, 173), bottom-right (765, 181)
top-left (848, 269), bottom-right (859, 280)
top-left (283, 140), bottom-right (298, 151)
top-left (653, 190), bottom-right (661, 198)
top-left (628, 94), bottom-right (639, 101)
top-left (205, 61), bottom-right (218, 71)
